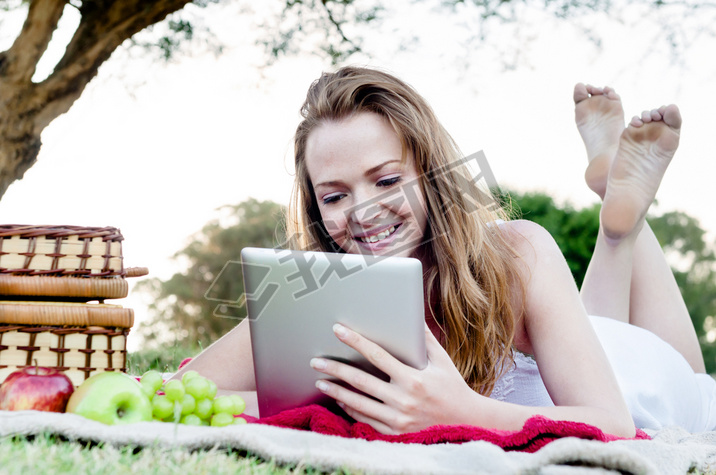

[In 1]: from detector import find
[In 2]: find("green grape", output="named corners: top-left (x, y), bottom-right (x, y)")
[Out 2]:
top-left (206, 379), bottom-right (218, 400)
top-left (212, 395), bottom-right (234, 415)
top-left (180, 414), bottom-right (202, 426)
top-left (164, 379), bottom-right (185, 402)
top-left (194, 398), bottom-right (213, 420)
top-left (140, 380), bottom-right (158, 400)
top-left (162, 414), bottom-right (178, 423)
top-left (148, 373), bottom-right (235, 426)
top-left (181, 370), bottom-right (200, 384)
top-left (210, 412), bottom-right (235, 427)
top-left (184, 376), bottom-right (210, 400)
top-left (140, 370), bottom-right (164, 394)
top-left (152, 395), bottom-right (173, 420)
top-left (180, 393), bottom-right (196, 416)
top-left (228, 395), bottom-right (246, 415)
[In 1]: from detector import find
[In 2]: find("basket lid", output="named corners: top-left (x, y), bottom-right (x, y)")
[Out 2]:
top-left (0, 301), bottom-right (133, 328)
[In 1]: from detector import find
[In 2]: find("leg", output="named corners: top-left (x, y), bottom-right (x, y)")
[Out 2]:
top-left (573, 83), bottom-right (624, 200)
top-left (574, 85), bottom-right (705, 373)
top-left (574, 83), bottom-right (633, 321)
top-left (629, 224), bottom-right (705, 373)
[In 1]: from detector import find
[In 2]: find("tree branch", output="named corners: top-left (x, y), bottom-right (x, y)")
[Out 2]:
top-left (32, 0), bottom-right (193, 131)
top-left (0, 0), bottom-right (68, 82)
top-left (320, 0), bottom-right (361, 54)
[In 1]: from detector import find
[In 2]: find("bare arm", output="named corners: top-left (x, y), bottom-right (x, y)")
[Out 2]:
top-left (169, 318), bottom-right (259, 417)
top-left (495, 219), bottom-right (635, 436)
top-left (310, 220), bottom-right (635, 437)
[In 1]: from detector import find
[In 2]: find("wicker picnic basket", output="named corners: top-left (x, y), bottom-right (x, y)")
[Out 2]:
top-left (0, 225), bottom-right (147, 386)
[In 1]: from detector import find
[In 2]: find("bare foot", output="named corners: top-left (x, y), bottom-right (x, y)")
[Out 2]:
top-left (600, 104), bottom-right (682, 241)
top-left (574, 83), bottom-right (625, 198)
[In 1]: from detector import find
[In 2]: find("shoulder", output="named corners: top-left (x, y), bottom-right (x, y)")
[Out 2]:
top-left (497, 218), bottom-right (550, 239)
top-left (497, 219), bottom-right (562, 264)
top-left (494, 220), bottom-right (565, 353)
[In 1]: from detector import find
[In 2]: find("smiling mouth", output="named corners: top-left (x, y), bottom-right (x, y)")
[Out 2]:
top-left (356, 225), bottom-right (400, 244)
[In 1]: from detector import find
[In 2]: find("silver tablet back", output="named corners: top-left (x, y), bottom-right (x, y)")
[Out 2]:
top-left (241, 247), bottom-right (427, 418)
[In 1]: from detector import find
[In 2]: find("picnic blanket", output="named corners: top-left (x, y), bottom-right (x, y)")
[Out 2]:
top-left (2, 407), bottom-right (716, 474)
top-left (245, 403), bottom-right (650, 451)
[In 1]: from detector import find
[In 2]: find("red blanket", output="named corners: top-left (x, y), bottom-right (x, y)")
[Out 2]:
top-left (173, 358), bottom-right (649, 452)
top-left (243, 404), bottom-right (650, 453)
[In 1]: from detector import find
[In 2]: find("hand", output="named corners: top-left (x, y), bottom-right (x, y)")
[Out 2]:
top-left (310, 322), bottom-right (477, 434)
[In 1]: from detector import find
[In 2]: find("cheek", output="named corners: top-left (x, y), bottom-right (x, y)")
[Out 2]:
top-left (318, 207), bottom-right (349, 242)
top-left (397, 185), bottom-right (428, 230)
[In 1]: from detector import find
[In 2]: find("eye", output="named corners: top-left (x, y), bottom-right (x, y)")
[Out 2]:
top-left (322, 193), bottom-right (346, 205)
top-left (377, 176), bottom-right (401, 187)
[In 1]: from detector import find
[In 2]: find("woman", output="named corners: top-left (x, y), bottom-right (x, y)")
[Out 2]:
top-left (176, 67), bottom-right (715, 436)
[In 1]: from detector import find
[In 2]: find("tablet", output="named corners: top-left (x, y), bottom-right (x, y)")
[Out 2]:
top-left (241, 247), bottom-right (427, 418)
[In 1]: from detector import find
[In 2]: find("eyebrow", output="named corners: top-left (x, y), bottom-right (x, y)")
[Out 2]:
top-left (313, 160), bottom-right (402, 189)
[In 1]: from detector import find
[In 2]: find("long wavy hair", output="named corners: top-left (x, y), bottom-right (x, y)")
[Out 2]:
top-left (286, 66), bottom-right (524, 395)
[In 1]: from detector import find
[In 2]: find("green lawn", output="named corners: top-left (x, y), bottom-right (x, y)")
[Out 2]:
top-left (0, 433), bottom-right (353, 474)
top-left (0, 347), bottom-right (356, 475)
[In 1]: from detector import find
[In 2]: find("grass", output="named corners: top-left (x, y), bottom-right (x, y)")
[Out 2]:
top-left (126, 344), bottom-right (200, 375)
top-left (0, 345), bottom-right (357, 474)
top-left (0, 433), bottom-right (355, 474)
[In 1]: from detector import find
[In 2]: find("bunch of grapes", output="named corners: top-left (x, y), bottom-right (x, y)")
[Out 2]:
top-left (139, 370), bottom-right (246, 427)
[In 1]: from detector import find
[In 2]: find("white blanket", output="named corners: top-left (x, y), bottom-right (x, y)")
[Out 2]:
top-left (1, 410), bottom-right (715, 474)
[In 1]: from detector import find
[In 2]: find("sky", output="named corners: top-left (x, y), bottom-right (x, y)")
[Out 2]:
top-left (1, 1), bottom-right (715, 352)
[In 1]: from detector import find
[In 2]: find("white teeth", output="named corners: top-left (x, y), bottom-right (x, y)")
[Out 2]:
top-left (359, 226), bottom-right (396, 244)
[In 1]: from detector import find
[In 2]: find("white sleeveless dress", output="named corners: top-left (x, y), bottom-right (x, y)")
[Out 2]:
top-left (489, 315), bottom-right (716, 433)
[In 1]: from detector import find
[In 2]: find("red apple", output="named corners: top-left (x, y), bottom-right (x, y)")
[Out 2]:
top-left (0, 365), bottom-right (74, 412)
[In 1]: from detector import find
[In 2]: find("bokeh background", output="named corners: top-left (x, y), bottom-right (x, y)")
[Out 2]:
top-left (1, 0), bottom-right (715, 359)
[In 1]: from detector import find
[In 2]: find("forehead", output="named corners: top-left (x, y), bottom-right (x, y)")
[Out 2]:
top-left (305, 112), bottom-right (406, 176)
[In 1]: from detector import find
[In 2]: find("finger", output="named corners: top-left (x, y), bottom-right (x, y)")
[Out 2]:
top-left (314, 378), bottom-right (395, 427)
top-left (311, 356), bottom-right (388, 399)
top-left (337, 401), bottom-right (397, 435)
top-left (332, 323), bottom-right (402, 376)
top-left (423, 323), bottom-right (452, 363)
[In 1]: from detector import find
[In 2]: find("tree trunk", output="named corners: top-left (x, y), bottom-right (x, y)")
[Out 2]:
top-left (0, 0), bottom-right (193, 200)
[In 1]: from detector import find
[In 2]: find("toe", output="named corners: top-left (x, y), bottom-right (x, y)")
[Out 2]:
top-left (574, 83), bottom-right (590, 103)
top-left (630, 115), bottom-right (644, 127)
top-left (603, 86), bottom-right (620, 100)
top-left (662, 104), bottom-right (682, 129)
top-left (587, 84), bottom-right (604, 95)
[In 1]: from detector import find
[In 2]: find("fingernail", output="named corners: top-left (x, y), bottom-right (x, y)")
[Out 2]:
top-left (316, 380), bottom-right (329, 392)
top-left (310, 358), bottom-right (327, 370)
top-left (333, 323), bottom-right (348, 338)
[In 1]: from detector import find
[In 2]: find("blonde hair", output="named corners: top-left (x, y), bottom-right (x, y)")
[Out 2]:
top-left (287, 66), bottom-right (523, 395)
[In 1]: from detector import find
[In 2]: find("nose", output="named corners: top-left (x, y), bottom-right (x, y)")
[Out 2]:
top-left (349, 200), bottom-right (383, 225)
top-left (347, 187), bottom-right (385, 225)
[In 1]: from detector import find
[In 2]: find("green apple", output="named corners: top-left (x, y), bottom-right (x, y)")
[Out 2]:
top-left (66, 372), bottom-right (152, 425)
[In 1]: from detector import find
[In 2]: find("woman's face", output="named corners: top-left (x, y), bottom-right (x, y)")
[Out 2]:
top-left (305, 112), bottom-right (428, 259)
